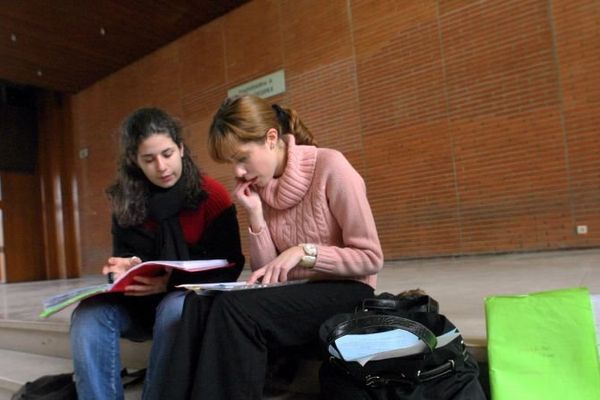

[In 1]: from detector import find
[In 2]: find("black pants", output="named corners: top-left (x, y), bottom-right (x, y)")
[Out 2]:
top-left (161, 280), bottom-right (374, 399)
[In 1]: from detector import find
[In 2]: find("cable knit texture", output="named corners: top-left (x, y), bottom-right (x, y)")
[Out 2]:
top-left (250, 135), bottom-right (383, 289)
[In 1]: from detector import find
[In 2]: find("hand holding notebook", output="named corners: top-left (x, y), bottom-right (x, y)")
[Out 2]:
top-left (40, 259), bottom-right (232, 318)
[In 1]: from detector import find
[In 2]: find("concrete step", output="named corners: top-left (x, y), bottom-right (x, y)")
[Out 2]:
top-left (0, 318), bottom-right (318, 399)
top-left (0, 348), bottom-right (316, 400)
top-left (0, 318), bottom-right (150, 369)
top-left (0, 349), bottom-right (145, 399)
top-left (0, 349), bottom-right (73, 393)
top-left (0, 387), bottom-right (15, 400)
top-left (0, 317), bottom-right (320, 398)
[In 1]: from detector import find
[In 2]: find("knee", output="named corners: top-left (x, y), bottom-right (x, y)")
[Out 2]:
top-left (209, 291), bottom-right (246, 319)
top-left (155, 291), bottom-right (186, 326)
top-left (70, 297), bottom-right (116, 334)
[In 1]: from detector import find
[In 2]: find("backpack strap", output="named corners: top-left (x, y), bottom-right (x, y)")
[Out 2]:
top-left (121, 368), bottom-right (146, 388)
top-left (361, 293), bottom-right (439, 313)
top-left (326, 313), bottom-right (438, 352)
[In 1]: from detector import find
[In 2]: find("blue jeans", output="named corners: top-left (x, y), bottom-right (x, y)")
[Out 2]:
top-left (70, 291), bottom-right (186, 400)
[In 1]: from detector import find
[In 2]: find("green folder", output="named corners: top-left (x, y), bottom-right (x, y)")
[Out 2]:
top-left (485, 287), bottom-right (600, 400)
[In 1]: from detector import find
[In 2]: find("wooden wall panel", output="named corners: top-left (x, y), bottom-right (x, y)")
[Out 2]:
top-left (0, 191), bottom-right (4, 282)
top-left (0, 171), bottom-right (45, 282)
top-left (58, 0), bottom-right (600, 273)
top-left (37, 92), bottom-right (81, 279)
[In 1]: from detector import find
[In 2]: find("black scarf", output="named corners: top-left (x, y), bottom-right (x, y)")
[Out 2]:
top-left (147, 177), bottom-right (190, 261)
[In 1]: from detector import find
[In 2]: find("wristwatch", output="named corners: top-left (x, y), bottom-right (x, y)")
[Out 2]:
top-left (298, 243), bottom-right (317, 268)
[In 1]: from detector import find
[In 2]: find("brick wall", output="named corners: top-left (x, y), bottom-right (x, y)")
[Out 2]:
top-left (66, 0), bottom-right (600, 273)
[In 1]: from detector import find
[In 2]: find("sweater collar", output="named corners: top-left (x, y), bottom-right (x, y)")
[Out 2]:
top-left (258, 134), bottom-right (317, 210)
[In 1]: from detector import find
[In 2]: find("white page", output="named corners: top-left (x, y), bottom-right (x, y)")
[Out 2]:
top-left (331, 328), bottom-right (460, 366)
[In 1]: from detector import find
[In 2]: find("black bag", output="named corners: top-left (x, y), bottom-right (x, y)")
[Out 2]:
top-left (11, 368), bottom-right (146, 400)
top-left (11, 373), bottom-right (76, 400)
top-left (318, 292), bottom-right (486, 400)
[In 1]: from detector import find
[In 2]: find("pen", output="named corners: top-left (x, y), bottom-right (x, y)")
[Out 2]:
top-left (107, 256), bottom-right (140, 284)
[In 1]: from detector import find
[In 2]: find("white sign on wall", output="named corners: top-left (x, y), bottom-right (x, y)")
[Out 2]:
top-left (227, 69), bottom-right (286, 99)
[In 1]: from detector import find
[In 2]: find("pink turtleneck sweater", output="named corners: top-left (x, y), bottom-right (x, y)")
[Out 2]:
top-left (249, 135), bottom-right (384, 289)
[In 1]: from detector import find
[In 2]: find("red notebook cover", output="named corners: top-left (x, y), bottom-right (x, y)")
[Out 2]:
top-left (40, 259), bottom-right (232, 318)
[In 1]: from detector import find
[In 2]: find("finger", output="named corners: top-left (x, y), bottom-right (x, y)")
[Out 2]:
top-left (132, 275), bottom-right (155, 285)
top-left (130, 256), bottom-right (141, 266)
top-left (262, 268), bottom-right (278, 283)
top-left (103, 261), bottom-right (114, 270)
top-left (103, 265), bottom-right (122, 277)
top-left (236, 178), bottom-right (251, 189)
top-left (262, 267), bottom-right (275, 284)
top-left (247, 269), bottom-right (265, 284)
top-left (279, 269), bottom-right (288, 283)
top-left (124, 288), bottom-right (153, 297)
top-left (239, 180), bottom-right (256, 197)
top-left (233, 180), bottom-right (248, 194)
top-left (232, 188), bottom-right (245, 203)
top-left (137, 273), bottom-right (170, 283)
top-left (124, 284), bottom-right (149, 293)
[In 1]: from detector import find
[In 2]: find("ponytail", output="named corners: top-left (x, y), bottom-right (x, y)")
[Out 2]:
top-left (271, 104), bottom-right (316, 146)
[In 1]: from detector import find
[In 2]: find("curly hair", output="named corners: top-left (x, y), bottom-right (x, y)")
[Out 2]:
top-left (106, 107), bottom-right (206, 227)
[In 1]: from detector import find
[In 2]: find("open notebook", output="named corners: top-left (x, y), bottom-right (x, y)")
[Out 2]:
top-left (40, 259), bottom-right (232, 318)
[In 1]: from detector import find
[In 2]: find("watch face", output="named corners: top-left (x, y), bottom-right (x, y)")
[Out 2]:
top-left (303, 243), bottom-right (317, 256)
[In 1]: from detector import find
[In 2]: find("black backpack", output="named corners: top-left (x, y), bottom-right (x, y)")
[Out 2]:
top-left (11, 373), bottom-right (76, 400)
top-left (11, 368), bottom-right (146, 400)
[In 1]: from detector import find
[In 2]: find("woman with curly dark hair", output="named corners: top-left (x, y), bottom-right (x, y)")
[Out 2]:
top-left (69, 107), bottom-right (245, 400)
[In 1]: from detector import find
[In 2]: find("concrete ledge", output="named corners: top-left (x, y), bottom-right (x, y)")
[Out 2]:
top-left (0, 349), bottom-right (73, 392)
top-left (0, 319), bottom-right (151, 369)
